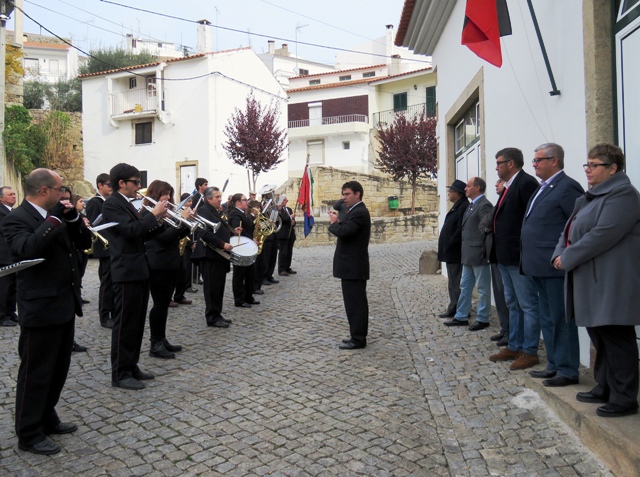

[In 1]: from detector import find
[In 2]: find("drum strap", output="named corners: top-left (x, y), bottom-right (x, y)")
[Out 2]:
top-left (199, 238), bottom-right (232, 261)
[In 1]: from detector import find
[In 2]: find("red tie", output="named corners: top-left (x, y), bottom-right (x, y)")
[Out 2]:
top-left (493, 187), bottom-right (508, 233)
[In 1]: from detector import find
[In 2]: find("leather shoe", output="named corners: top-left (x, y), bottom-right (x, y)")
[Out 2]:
top-left (529, 369), bottom-right (556, 379)
top-left (186, 287), bottom-right (198, 293)
top-left (168, 301), bottom-right (178, 308)
top-left (18, 437), bottom-right (61, 455)
top-left (235, 303), bottom-right (251, 308)
top-left (469, 321), bottom-right (489, 331)
top-left (596, 403), bottom-right (639, 418)
top-left (496, 337), bottom-right (508, 347)
top-left (112, 377), bottom-right (145, 390)
top-left (101, 319), bottom-right (115, 329)
top-left (489, 347), bottom-right (519, 362)
top-left (81, 297), bottom-right (90, 304)
top-left (132, 368), bottom-right (154, 380)
top-left (490, 333), bottom-right (505, 342)
top-left (262, 280), bottom-right (272, 286)
top-left (176, 298), bottom-right (192, 305)
top-left (444, 319), bottom-right (469, 326)
top-left (149, 341), bottom-right (175, 359)
top-left (543, 376), bottom-right (579, 387)
top-left (46, 422), bottom-right (78, 435)
top-left (246, 300), bottom-right (260, 305)
top-left (163, 338), bottom-right (182, 352)
top-left (1, 318), bottom-right (17, 327)
top-left (278, 271), bottom-right (289, 276)
top-left (254, 289), bottom-right (264, 295)
top-left (341, 338), bottom-right (352, 344)
top-left (210, 318), bottom-right (230, 328)
top-left (72, 341), bottom-right (88, 352)
top-left (576, 391), bottom-right (607, 404)
top-left (267, 277), bottom-right (279, 284)
top-left (339, 341), bottom-right (366, 350)
top-left (210, 315), bottom-right (232, 324)
top-left (286, 269), bottom-right (297, 274)
top-left (509, 353), bottom-right (539, 370)
top-left (438, 311), bottom-right (455, 318)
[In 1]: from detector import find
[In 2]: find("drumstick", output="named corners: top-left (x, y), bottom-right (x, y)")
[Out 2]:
top-left (231, 241), bottom-right (250, 248)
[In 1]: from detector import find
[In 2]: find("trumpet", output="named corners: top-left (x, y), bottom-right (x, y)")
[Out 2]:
top-left (83, 227), bottom-right (109, 254)
top-left (141, 196), bottom-right (199, 232)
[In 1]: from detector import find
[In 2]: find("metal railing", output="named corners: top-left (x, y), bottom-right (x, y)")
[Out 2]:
top-left (373, 101), bottom-right (436, 128)
top-left (111, 88), bottom-right (161, 116)
top-left (288, 114), bottom-right (368, 128)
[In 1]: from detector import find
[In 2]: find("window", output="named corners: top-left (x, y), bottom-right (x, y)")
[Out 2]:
top-left (308, 102), bottom-right (322, 126)
top-left (140, 171), bottom-right (148, 188)
top-left (393, 92), bottom-right (408, 111)
top-left (342, 141), bottom-right (351, 150)
top-left (339, 75), bottom-right (351, 81)
top-left (298, 68), bottom-right (309, 76)
top-left (454, 101), bottom-right (480, 154)
top-left (307, 140), bottom-right (324, 164)
top-left (129, 77), bottom-right (137, 89)
top-left (426, 86), bottom-right (436, 117)
top-left (24, 58), bottom-right (39, 74)
top-left (147, 76), bottom-right (157, 97)
top-left (134, 121), bottom-right (153, 145)
top-left (309, 79), bottom-right (320, 85)
top-left (363, 71), bottom-right (376, 78)
top-left (49, 60), bottom-right (59, 74)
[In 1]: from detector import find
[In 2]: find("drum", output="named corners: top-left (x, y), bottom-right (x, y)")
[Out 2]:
top-left (229, 236), bottom-right (259, 267)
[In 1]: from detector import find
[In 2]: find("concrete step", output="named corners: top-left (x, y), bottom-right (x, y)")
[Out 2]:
top-left (526, 374), bottom-right (640, 477)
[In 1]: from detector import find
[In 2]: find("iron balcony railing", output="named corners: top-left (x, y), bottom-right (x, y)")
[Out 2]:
top-left (288, 114), bottom-right (368, 128)
top-left (372, 101), bottom-right (436, 128)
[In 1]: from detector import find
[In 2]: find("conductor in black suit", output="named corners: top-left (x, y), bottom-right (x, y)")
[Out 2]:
top-left (102, 164), bottom-right (166, 391)
top-left (228, 193), bottom-right (259, 308)
top-left (276, 194), bottom-right (297, 276)
top-left (3, 169), bottom-right (92, 455)
top-left (0, 186), bottom-right (18, 327)
top-left (328, 181), bottom-right (371, 350)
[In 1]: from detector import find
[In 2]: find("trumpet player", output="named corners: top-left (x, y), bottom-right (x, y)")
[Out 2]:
top-left (102, 164), bottom-right (166, 391)
top-left (142, 181), bottom-right (191, 359)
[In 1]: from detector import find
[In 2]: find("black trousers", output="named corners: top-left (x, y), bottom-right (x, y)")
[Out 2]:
top-left (15, 319), bottom-right (74, 445)
top-left (174, 248), bottom-right (192, 301)
top-left (278, 237), bottom-right (295, 273)
top-left (490, 263), bottom-right (509, 334)
top-left (444, 262), bottom-right (462, 315)
top-left (587, 325), bottom-right (639, 408)
top-left (149, 270), bottom-right (177, 341)
top-left (98, 257), bottom-right (114, 323)
top-left (0, 271), bottom-right (17, 320)
top-left (341, 279), bottom-right (369, 345)
top-left (254, 241), bottom-right (271, 290)
top-left (232, 264), bottom-right (255, 305)
top-left (266, 237), bottom-right (278, 278)
top-left (111, 280), bottom-right (150, 382)
top-left (201, 258), bottom-right (228, 322)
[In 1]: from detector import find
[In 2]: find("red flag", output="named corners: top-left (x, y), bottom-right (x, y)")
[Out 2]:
top-left (461, 0), bottom-right (512, 67)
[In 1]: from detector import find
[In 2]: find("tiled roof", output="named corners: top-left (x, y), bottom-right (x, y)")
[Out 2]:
top-left (24, 42), bottom-right (70, 50)
top-left (287, 77), bottom-right (372, 93)
top-left (289, 63), bottom-right (387, 80)
top-left (368, 67), bottom-right (433, 83)
top-left (395, 0), bottom-right (417, 46)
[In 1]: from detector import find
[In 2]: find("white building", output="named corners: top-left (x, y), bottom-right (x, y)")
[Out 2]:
top-left (80, 47), bottom-right (288, 197)
top-left (258, 41), bottom-right (336, 88)
top-left (126, 33), bottom-right (184, 60)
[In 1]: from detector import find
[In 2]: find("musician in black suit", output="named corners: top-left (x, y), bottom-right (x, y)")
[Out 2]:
top-left (276, 195), bottom-right (297, 276)
top-left (228, 193), bottom-right (260, 308)
top-left (143, 180), bottom-right (190, 359)
top-left (196, 187), bottom-right (237, 327)
top-left (102, 164), bottom-right (166, 391)
top-left (85, 173), bottom-right (114, 328)
top-left (328, 181), bottom-right (371, 350)
top-left (0, 186), bottom-right (18, 327)
top-left (3, 169), bottom-right (92, 455)
top-left (190, 177), bottom-right (208, 212)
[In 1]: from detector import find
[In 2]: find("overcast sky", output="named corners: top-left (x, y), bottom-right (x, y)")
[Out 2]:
top-left (16, 0), bottom-right (406, 65)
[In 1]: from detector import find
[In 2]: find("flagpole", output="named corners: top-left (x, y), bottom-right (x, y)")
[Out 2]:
top-left (526, 0), bottom-right (561, 96)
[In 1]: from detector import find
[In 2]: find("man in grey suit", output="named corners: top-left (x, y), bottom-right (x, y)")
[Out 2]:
top-left (521, 143), bottom-right (584, 386)
top-left (444, 177), bottom-right (494, 331)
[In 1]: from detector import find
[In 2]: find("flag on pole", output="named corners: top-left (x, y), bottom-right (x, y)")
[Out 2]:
top-left (297, 165), bottom-right (315, 237)
top-left (461, 0), bottom-right (512, 67)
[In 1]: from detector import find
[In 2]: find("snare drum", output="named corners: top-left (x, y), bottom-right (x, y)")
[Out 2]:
top-left (229, 236), bottom-right (259, 266)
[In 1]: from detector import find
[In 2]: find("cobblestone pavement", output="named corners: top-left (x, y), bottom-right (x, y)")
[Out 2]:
top-left (0, 241), bottom-right (612, 476)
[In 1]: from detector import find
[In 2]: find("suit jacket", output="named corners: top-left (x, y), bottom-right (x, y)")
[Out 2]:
top-left (2, 199), bottom-right (92, 326)
top-left (0, 204), bottom-right (13, 265)
top-left (228, 207), bottom-right (254, 239)
top-left (521, 171), bottom-right (584, 277)
top-left (85, 194), bottom-right (109, 258)
top-left (437, 196), bottom-right (469, 263)
top-left (102, 192), bottom-right (162, 282)
top-left (143, 213), bottom-right (190, 271)
top-left (461, 195), bottom-right (493, 266)
top-left (329, 202), bottom-right (371, 280)
top-left (492, 170), bottom-right (539, 266)
top-left (194, 202), bottom-right (232, 272)
top-left (276, 206), bottom-right (296, 240)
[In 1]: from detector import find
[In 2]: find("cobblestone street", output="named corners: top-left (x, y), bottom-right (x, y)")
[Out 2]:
top-left (0, 241), bottom-right (611, 476)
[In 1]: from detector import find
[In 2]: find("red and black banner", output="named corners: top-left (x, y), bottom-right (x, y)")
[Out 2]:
top-left (461, 0), bottom-right (512, 67)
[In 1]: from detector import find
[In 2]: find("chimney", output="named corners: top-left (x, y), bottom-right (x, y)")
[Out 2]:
top-left (196, 19), bottom-right (212, 53)
top-left (386, 24), bottom-right (394, 66)
top-left (390, 54), bottom-right (401, 76)
top-left (268, 40), bottom-right (275, 54)
top-left (126, 33), bottom-right (134, 51)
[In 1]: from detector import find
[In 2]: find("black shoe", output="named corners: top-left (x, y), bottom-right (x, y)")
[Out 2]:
top-left (490, 333), bottom-right (505, 342)
top-left (112, 377), bottom-right (145, 390)
top-left (198, 278), bottom-right (204, 285)
top-left (208, 315), bottom-right (232, 325)
top-left (286, 269), bottom-right (297, 274)
top-left (267, 277), bottom-right (279, 284)
top-left (18, 437), bottom-right (61, 455)
top-left (496, 337), bottom-right (509, 347)
top-left (186, 287), bottom-right (198, 293)
top-left (235, 303), bottom-right (251, 308)
top-left (150, 341), bottom-right (175, 359)
top-left (0, 318), bottom-right (17, 327)
top-left (278, 271), bottom-right (289, 276)
top-left (469, 321), bottom-right (489, 331)
top-left (444, 319), bottom-right (469, 326)
top-left (254, 289), bottom-right (264, 295)
top-left (576, 391), bottom-right (608, 404)
top-left (596, 403), bottom-right (639, 418)
top-left (339, 341), bottom-right (366, 350)
top-left (262, 280), bottom-right (272, 286)
top-left (438, 311), bottom-right (455, 318)
top-left (72, 341), bottom-right (88, 352)
top-left (246, 300), bottom-right (260, 305)
top-left (529, 369), bottom-right (556, 379)
top-left (81, 297), bottom-right (90, 304)
top-left (543, 376), bottom-right (579, 387)
top-left (101, 319), bottom-right (115, 329)
top-left (341, 338), bottom-right (353, 344)
top-left (163, 338), bottom-right (182, 352)
top-left (210, 318), bottom-right (230, 328)
top-left (132, 368), bottom-right (155, 381)
top-left (46, 422), bottom-right (78, 435)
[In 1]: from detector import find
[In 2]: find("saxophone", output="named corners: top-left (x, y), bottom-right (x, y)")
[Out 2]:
top-left (178, 236), bottom-right (190, 256)
top-left (251, 208), bottom-right (275, 255)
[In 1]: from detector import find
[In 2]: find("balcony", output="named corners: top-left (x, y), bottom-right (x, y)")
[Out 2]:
top-left (111, 88), bottom-right (163, 121)
top-left (288, 114), bottom-right (368, 128)
top-left (372, 102), bottom-right (436, 128)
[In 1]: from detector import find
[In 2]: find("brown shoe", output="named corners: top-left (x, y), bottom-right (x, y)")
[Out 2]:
top-left (176, 299), bottom-right (192, 305)
top-left (489, 348), bottom-right (520, 362)
top-left (168, 301), bottom-right (178, 308)
top-left (509, 353), bottom-right (540, 370)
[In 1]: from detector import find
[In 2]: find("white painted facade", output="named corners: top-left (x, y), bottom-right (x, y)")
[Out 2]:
top-left (81, 48), bottom-right (289, 197)
top-left (258, 41), bottom-right (336, 88)
top-left (126, 34), bottom-right (184, 60)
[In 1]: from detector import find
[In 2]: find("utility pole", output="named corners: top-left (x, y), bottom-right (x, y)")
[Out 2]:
top-left (0, 0), bottom-right (15, 188)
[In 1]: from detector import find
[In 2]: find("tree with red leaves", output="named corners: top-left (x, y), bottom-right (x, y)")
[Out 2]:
top-left (376, 113), bottom-right (438, 214)
top-left (223, 92), bottom-right (288, 191)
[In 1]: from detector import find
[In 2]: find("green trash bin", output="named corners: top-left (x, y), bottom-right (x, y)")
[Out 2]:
top-left (388, 196), bottom-right (399, 209)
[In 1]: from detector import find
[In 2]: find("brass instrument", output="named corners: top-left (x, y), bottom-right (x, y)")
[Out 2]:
top-left (83, 227), bottom-right (109, 255)
top-left (251, 207), bottom-right (275, 254)
top-left (178, 236), bottom-right (190, 256)
top-left (258, 184), bottom-right (283, 233)
top-left (140, 196), bottom-right (203, 232)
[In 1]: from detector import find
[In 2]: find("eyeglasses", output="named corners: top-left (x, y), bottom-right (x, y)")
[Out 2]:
top-left (124, 179), bottom-right (142, 185)
top-left (532, 156), bottom-right (554, 164)
top-left (48, 186), bottom-right (68, 193)
top-left (240, 199), bottom-right (248, 202)
top-left (496, 159), bottom-right (512, 166)
top-left (103, 183), bottom-right (112, 188)
top-left (583, 162), bottom-right (612, 170)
